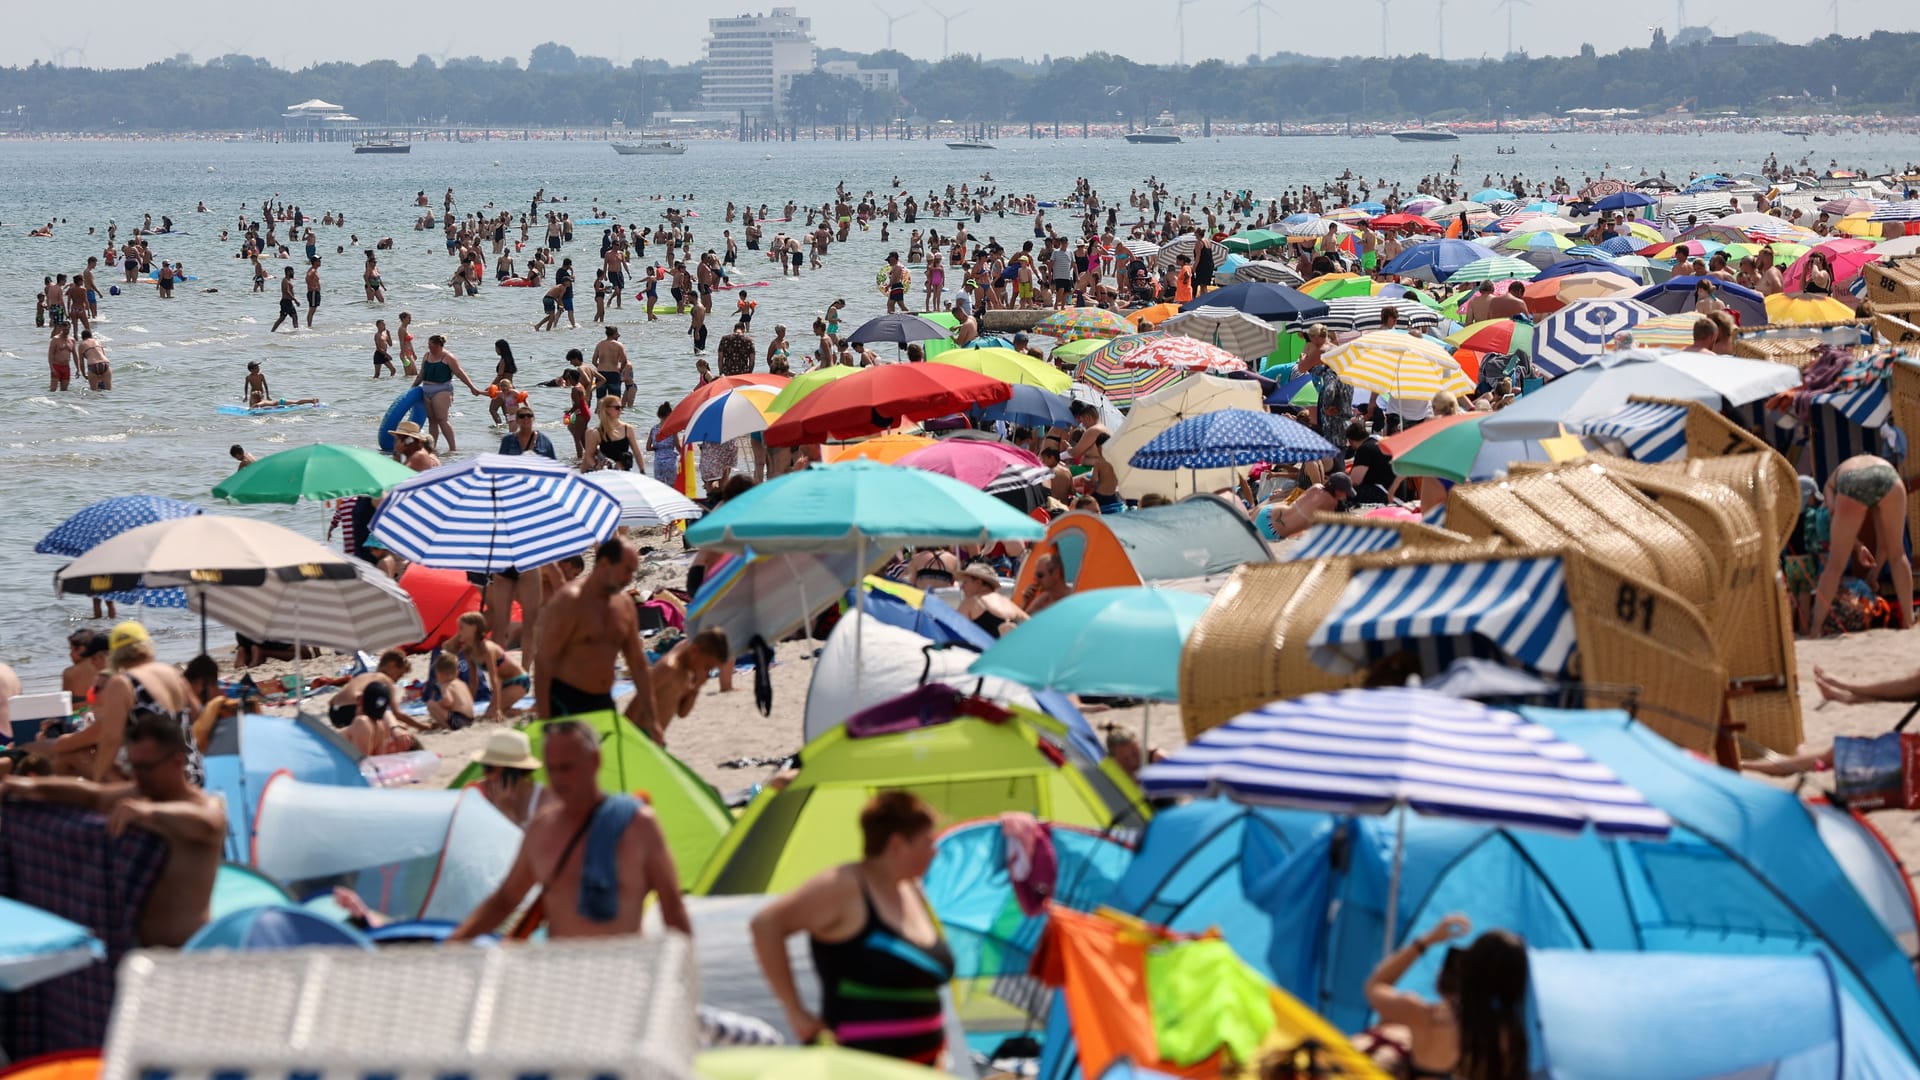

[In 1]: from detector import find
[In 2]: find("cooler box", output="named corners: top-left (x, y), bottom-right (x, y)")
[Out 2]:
top-left (6, 691), bottom-right (73, 746)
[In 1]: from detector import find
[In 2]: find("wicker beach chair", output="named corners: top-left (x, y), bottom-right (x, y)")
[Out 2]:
top-left (1284, 512), bottom-right (1486, 559)
top-left (1177, 560), bottom-right (1362, 739)
top-left (1890, 355), bottom-right (1920, 546)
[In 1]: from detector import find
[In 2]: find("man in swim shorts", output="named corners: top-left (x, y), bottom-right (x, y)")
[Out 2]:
top-left (592, 326), bottom-right (628, 400)
top-left (272, 267), bottom-right (298, 332)
top-left (535, 536), bottom-right (658, 730)
top-left (304, 257), bottom-right (322, 328)
top-left (47, 324), bottom-right (73, 392)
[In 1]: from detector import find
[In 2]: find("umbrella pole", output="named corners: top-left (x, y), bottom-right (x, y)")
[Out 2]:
top-left (1382, 803), bottom-right (1406, 959)
top-left (853, 535), bottom-right (867, 710)
top-left (199, 591), bottom-right (208, 657)
top-left (1141, 701), bottom-right (1151, 756)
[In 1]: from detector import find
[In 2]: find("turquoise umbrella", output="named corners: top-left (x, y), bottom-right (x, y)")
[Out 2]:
top-left (685, 460), bottom-right (1046, 554)
top-left (969, 587), bottom-right (1212, 746)
top-left (0, 896), bottom-right (103, 991)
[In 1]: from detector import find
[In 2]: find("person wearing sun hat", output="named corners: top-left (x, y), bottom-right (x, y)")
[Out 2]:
top-left (472, 728), bottom-right (546, 826)
top-left (388, 419), bottom-right (440, 472)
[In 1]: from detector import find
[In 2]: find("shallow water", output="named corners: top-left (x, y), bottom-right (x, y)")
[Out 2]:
top-left (0, 130), bottom-right (1901, 683)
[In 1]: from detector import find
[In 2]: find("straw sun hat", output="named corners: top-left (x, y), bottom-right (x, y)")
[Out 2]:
top-left (472, 729), bottom-right (541, 771)
top-left (388, 419), bottom-right (429, 442)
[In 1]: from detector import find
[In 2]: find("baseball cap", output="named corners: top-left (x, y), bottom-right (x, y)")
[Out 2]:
top-left (1326, 474), bottom-right (1356, 497)
top-left (108, 621), bottom-right (150, 652)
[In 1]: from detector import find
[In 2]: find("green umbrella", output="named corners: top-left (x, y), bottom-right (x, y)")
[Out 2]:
top-left (920, 311), bottom-right (961, 331)
top-left (1051, 338), bottom-right (1106, 362)
top-left (763, 365), bottom-right (863, 415)
top-left (211, 443), bottom-right (416, 504)
top-left (1303, 276), bottom-right (1378, 299)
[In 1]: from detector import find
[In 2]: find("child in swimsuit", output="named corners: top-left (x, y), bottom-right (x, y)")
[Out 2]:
top-left (426, 653), bottom-right (476, 732)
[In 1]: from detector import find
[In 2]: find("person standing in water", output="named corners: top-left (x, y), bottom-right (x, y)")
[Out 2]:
top-left (272, 266), bottom-right (298, 332)
top-left (411, 334), bottom-right (484, 453)
top-left (373, 319), bottom-right (396, 378)
top-left (304, 257), bottom-right (323, 328)
top-left (47, 323), bottom-right (73, 392)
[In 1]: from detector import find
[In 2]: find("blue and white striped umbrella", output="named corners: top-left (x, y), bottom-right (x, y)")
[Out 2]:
top-left (369, 454), bottom-right (620, 572)
top-left (1308, 555), bottom-right (1579, 677)
top-left (1139, 686), bottom-right (1672, 839)
top-left (1580, 400), bottom-right (1691, 462)
top-left (1868, 201), bottom-right (1920, 223)
top-left (36, 495), bottom-right (201, 609)
top-left (1283, 520), bottom-right (1415, 562)
top-left (1534, 297), bottom-right (1666, 377)
top-left (1128, 408), bottom-right (1335, 470)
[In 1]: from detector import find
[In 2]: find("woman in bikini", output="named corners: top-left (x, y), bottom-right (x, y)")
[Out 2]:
top-left (450, 611), bottom-right (530, 719)
top-left (410, 334), bottom-right (484, 453)
top-left (396, 311), bottom-right (419, 376)
top-left (583, 395), bottom-right (637, 472)
top-left (1809, 453), bottom-right (1913, 636)
top-left (560, 368), bottom-right (592, 458)
top-left (1363, 914), bottom-right (1529, 1080)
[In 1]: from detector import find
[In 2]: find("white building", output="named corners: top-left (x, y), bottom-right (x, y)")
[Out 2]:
top-left (702, 8), bottom-right (817, 115)
top-left (817, 60), bottom-right (899, 95)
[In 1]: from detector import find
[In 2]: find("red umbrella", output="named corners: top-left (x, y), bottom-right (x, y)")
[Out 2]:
top-left (1370, 213), bottom-right (1441, 234)
top-left (895, 440), bottom-right (1046, 488)
top-left (763, 365), bottom-right (1011, 446)
top-left (659, 373), bottom-right (789, 438)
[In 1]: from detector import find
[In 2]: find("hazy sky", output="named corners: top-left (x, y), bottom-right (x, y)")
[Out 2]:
top-left (9, 0), bottom-right (1900, 71)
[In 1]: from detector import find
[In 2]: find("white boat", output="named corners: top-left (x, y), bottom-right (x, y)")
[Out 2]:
top-left (945, 141), bottom-right (996, 150)
top-left (612, 139), bottom-right (687, 156)
top-left (1390, 127), bottom-right (1461, 142)
top-left (1125, 112), bottom-right (1183, 144)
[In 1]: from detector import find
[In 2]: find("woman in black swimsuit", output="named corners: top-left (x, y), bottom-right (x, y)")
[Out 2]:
top-left (752, 791), bottom-right (954, 1065)
top-left (1364, 914), bottom-right (1529, 1080)
top-left (953, 561), bottom-right (1027, 638)
top-left (583, 396), bottom-right (636, 471)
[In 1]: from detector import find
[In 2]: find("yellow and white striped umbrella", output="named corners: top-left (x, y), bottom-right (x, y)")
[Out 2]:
top-left (1323, 331), bottom-right (1474, 399)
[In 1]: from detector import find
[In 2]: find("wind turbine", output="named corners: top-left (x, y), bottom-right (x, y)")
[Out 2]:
top-left (1436, 0), bottom-right (1448, 60)
top-left (1175, 0), bottom-right (1205, 66)
top-left (874, 3), bottom-right (915, 49)
top-left (1379, 0), bottom-right (1393, 58)
top-left (923, 1), bottom-right (967, 61)
top-left (1241, 0), bottom-right (1277, 61)
top-left (1492, 0), bottom-right (1529, 58)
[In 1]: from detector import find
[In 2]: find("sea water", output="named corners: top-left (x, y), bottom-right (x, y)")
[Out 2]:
top-left (0, 131), bottom-right (1897, 682)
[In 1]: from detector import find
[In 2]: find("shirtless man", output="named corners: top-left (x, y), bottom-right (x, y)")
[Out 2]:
top-left (47, 324), bottom-right (74, 392)
top-left (634, 628), bottom-right (731, 746)
top-left (63, 630), bottom-right (110, 699)
top-left (1067, 401), bottom-right (1122, 513)
top-left (592, 327), bottom-right (629, 402)
top-left (449, 719), bottom-right (689, 940)
top-left (78, 330), bottom-right (111, 392)
top-left (304, 257), bottom-right (322, 328)
top-left (535, 537), bottom-right (658, 734)
top-left (272, 266), bottom-right (299, 332)
top-left (65, 274), bottom-right (91, 332)
top-left (82, 257), bottom-right (101, 318)
top-left (323, 650), bottom-right (416, 736)
top-left (1, 712), bottom-right (226, 947)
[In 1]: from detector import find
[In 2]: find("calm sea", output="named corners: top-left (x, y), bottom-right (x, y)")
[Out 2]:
top-left (0, 130), bottom-right (1901, 683)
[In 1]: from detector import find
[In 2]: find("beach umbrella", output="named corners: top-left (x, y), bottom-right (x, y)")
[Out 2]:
top-left (1074, 334), bottom-right (1190, 405)
top-left (1151, 234), bottom-right (1232, 271)
top-left (1867, 201), bottom-right (1920, 223)
top-left (1386, 412), bottom-right (1575, 483)
top-left (1446, 318), bottom-right (1533, 355)
top-left (187, 559), bottom-right (422, 656)
top-left (1782, 238), bottom-right (1878, 292)
top-left (975, 383), bottom-right (1075, 427)
top-left (1222, 228), bottom-right (1285, 253)
top-left (1380, 238), bottom-right (1500, 282)
top-left (1321, 332), bottom-right (1473, 401)
top-left (0, 897), bottom-right (103, 991)
top-left (1140, 687), bottom-right (1670, 950)
top-left (55, 514), bottom-right (355, 597)
top-left (1765, 293), bottom-right (1856, 325)
top-left (1483, 348), bottom-right (1802, 439)
top-left (1370, 213), bottom-right (1441, 233)
top-left (1109, 327), bottom-right (1255, 373)
top-left (1128, 408), bottom-right (1335, 471)
top-left (1634, 276), bottom-right (1767, 326)
top-left (368, 454), bottom-right (619, 573)
top-left (1114, 238), bottom-right (1160, 262)
top-left (845, 312), bottom-right (948, 345)
top-left (818, 432), bottom-right (935, 464)
top-left (1501, 231), bottom-right (1576, 253)
top-left (969, 587), bottom-right (1211, 730)
top-left (763, 364), bottom-right (1011, 446)
top-left (762, 365), bottom-right (861, 416)
top-left (1156, 307), bottom-right (1280, 361)
top-left (1225, 259), bottom-right (1305, 286)
top-left (1401, 195), bottom-right (1442, 211)
top-left (1470, 188), bottom-right (1518, 203)
top-left (1640, 239), bottom-right (1723, 261)
top-left (1832, 213), bottom-right (1882, 239)
top-left (896, 440), bottom-right (1049, 491)
top-left (210, 444), bottom-right (414, 505)
top-left (1560, 245), bottom-right (1621, 263)
top-left (36, 494), bottom-right (201, 609)
top-left (1870, 235), bottom-right (1920, 258)
top-left (1662, 194), bottom-right (1734, 219)
top-left (1050, 339), bottom-right (1108, 367)
top-left (1597, 236), bottom-right (1649, 257)
top-left (1619, 313), bottom-right (1710, 349)
top-left (1579, 179), bottom-right (1631, 200)
top-left (686, 460), bottom-right (1045, 554)
top-left (689, 548), bottom-right (885, 649)
top-left (1279, 217), bottom-right (1354, 241)
top-left (1310, 296), bottom-right (1443, 332)
top-left (1821, 196), bottom-right (1888, 217)
top-left (1502, 215), bottom-right (1582, 236)
top-left (1534, 297), bottom-right (1665, 376)
top-left (919, 311), bottom-right (961, 331)
top-left (1107, 375), bottom-right (1265, 501)
top-left (1535, 258), bottom-right (1627, 281)
top-left (1592, 190), bottom-right (1657, 212)
top-left (1299, 275), bottom-right (1376, 300)
top-left (1178, 280), bottom-right (1328, 323)
top-left (930, 347), bottom-right (1071, 392)
top-left (1523, 272), bottom-right (1641, 314)
top-left (1034, 307), bottom-right (1133, 341)
top-left (697, 1046), bottom-right (943, 1080)
top-left (1424, 200), bottom-right (1490, 222)
top-left (1124, 302), bottom-right (1184, 328)
top-left (183, 904), bottom-right (373, 952)
top-left (659, 373), bottom-right (790, 438)
top-left (579, 470), bottom-right (703, 526)
top-left (683, 388), bottom-right (778, 445)
top-left (1444, 256), bottom-right (1540, 284)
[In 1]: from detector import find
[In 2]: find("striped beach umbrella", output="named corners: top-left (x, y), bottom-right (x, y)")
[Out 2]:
top-left (1445, 256), bottom-right (1540, 284)
top-left (1868, 201), bottom-right (1920, 223)
top-left (1150, 235), bottom-right (1231, 271)
top-left (1579, 399), bottom-right (1692, 463)
top-left (369, 454), bottom-right (620, 572)
top-left (1225, 258), bottom-right (1305, 286)
top-left (1309, 296), bottom-right (1443, 333)
top-left (684, 388), bottom-right (778, 445)
top-left (1613, 312), bottom-right (1705, 349)
top-left (1034, 306), bottom-right (1133, 341)
top-left (1073, 334), bottom-right (1188, 405)
top-left (1534, 297), bottom-right (1665, 376)
top-left (1155, 308), bottom-right (1277, 361)
top-left (1322, 331), bottom-right (1473, 399)
top-left (188, 560), bottom-right (423, 655)
top-left (581, 471), bottom-right (705, 526)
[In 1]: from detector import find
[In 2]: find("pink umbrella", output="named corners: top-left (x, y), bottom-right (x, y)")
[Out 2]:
top-left (895, 439), bottom-right (1047, 490)
top-left (1110, 334), bottom-right (1249, 374)
top-left (1784, 237), bottom-right (1878, 292)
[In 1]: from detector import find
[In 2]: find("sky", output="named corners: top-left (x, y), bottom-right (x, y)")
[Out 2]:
top-left (9, 0), bottom-right (1905, 71)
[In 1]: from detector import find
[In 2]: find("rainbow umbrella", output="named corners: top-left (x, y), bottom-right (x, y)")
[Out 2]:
top-left (684, 388), bottom-right (778, 445)
top-left (1035, 307), bottom-right (1133, 341)
top-left (1446, 318), bottom-right (1534, 355)
top-left (1502, 231), bottom-right (1576, 253)
top-left (1622, 313), bottom-right (1705, 348)
top-left (1074, 334), bottom-right (1188, 405)
top-left (1384, 412), bottom-right (1577, 483)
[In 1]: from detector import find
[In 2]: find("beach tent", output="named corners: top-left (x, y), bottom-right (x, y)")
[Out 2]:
top-left (445, 711), bottom-right (731, 884)
top-left (1529, 950), bottom-right (1920, 1079)
top-left (251, 776), bottom-right (521, 923)
top-left (202, 712), bottom-right (367, 862)
top-left (693, 694), bottom-right (1148, 896)
top-left (1103, 710), bottom-right (1920, 1058)
top-left (1008, 496), bottom-right (1271, 601)
top-left (210, 862), bottom-right (293, 920)
top-left (183, 904), bottom-right (373, 952)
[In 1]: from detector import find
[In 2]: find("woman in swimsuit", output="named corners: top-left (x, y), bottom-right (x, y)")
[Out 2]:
top-left (54, 621), bottom-right (207, 787)
top-left (450, 611), bottom-right (530, 719)
top-left (752, 791), bottom-right (954, 1066)
top-left (647, 400), bottom-right (681, 482)
top-left (396, 311), bottom-right (419, 375)
top-left (411, 334), bottom-right (483, 453)
top-left (1364, 914), bottom-right (1529, 1080)
top-left (1809, 454), bottom-right (1913, 635)
top-left (953, 561), bottom-right (1027, 637)
top-left (583, 396), bottom-right (637, 472)
top-left (363, 249), bottom-right (385, 304)
top-left (1802, 250), bottom-right (1833, 295)
top-left (925, 254), bottom-right (945, 312)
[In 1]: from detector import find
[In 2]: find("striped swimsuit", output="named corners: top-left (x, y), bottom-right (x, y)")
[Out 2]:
top-left (809, 883), bottom-right (954, 1064)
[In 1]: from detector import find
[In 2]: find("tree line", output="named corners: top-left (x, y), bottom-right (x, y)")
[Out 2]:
top-left (3, 32), bottom-right (1918, 132)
